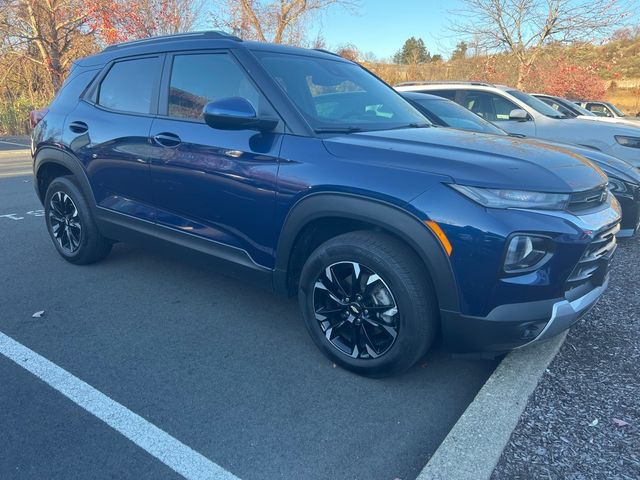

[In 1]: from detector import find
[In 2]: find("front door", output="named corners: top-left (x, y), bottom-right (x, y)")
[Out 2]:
top-left (147, 51), bottom-right (283, 268)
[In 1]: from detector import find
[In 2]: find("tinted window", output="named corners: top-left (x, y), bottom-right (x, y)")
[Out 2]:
top-left (587, 103), bottom-right (614, 117)
top-left (254, 51), bottom-right (427, 132)
top-left (98, 57), bottom-right (160, 114)
top-left (461, 91), bottom-right (519, 122)
top-left (168, 53), bottom-right (262, 120)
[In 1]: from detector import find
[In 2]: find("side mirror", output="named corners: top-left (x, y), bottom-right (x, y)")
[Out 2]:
top-left (203, 97), bottom-right (278, 132)
top-left (509, 109), bottom-right (529, 121)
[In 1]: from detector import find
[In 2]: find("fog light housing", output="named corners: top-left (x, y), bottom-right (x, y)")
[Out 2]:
top-left (503, 235), bottom-right (551, 273)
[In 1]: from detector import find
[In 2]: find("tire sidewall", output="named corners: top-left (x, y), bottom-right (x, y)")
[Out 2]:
top-left (299, 240), bottom-right (432, 376)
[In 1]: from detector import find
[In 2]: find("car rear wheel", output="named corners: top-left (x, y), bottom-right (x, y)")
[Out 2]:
top-left (44, 176), bottom-right (112, 264)
top-left (298, 231), bottom-right (438, 377)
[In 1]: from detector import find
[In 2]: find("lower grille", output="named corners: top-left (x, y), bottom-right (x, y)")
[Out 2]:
top-left (566, 222), bottom-right (620, 292)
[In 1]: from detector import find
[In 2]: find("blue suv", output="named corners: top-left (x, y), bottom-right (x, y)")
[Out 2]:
top-left (32, 32), bottom-right (621, 376)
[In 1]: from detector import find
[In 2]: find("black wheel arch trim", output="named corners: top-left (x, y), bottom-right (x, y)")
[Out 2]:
top-left (273, 192), bottom-right (460, 312)
top-left (34, 146), bottom-right (96, 212)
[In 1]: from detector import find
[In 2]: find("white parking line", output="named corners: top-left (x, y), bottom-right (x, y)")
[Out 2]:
top-left (0, 171), bottom-right (32, 177)
top-left (0, 331), bottom-right (241, 480)
top-left (0, 140), bottom-right (30, 147)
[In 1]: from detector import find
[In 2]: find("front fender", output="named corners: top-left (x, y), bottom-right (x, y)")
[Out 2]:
top-left (273, 192), bottom-right (460, 313)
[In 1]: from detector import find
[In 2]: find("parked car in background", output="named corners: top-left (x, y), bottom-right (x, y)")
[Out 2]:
top-left (402, 91), bottom-right (640, 237)
top-left (576, 100), bottom-right (640, 123)
top-left (32, 32), bottom-right (622, 376)
top-left (532, 94), bottom-right (640, 128)
top-left (395, 82), bottom-right (640, 168)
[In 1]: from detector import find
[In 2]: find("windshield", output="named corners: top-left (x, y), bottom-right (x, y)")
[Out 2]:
top-left (606, 102), bottom-right (626, 117)
top-left (536, 96), bottom-right (577, 117)
top-left (252, 51), bottom-right (428, 132)
top-left (507, 90), bottom-right (566, 118)
top-left (412, 97), bottom-right (506, 135)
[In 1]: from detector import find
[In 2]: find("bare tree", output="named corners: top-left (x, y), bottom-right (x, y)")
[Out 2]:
top-left (450, 0), bottom-right (631, 88)
top-left (212, 0), bottom-right (356, 45)
top-left (0, 0), bottom-right (97, 91)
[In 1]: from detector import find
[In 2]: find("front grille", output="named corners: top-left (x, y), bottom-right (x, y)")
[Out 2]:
top-left (567, 186), bottom-right (608, 213)
top-left (566, 222), bottom-right (620, 293)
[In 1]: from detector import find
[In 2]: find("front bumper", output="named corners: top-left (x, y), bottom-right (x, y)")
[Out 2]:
top-left (440, 276), bottom-right (608, 352)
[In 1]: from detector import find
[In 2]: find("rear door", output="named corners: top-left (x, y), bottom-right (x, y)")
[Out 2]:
top-left (63, 55), bottom-right (163, 221)
top-left (146, 50), bottom-right (283, 268)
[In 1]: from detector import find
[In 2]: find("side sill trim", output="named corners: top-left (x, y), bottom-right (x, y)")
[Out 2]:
top-left (96, 207), bottom-right (272, 274)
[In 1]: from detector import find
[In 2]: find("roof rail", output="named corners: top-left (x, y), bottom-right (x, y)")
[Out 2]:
top-left (103, 31), bottom-right (241, 52)
top-left (313, 48), bottom-right (343, 57)
top-left (395, 80), bottom-right (496, 88)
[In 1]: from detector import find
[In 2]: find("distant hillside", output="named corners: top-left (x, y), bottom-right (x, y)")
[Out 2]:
top-left (366, 31), bottom-right (640, 114)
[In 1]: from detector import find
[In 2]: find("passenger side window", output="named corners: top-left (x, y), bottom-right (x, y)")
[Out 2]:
top-left (167, 53), bottom-right (263, 120)
top-left (98, 57), bottom-right (160, 114)
top-left (587, 104), bottom-right (613, 117)
top-left (461, 91), bottom-right (518, 122)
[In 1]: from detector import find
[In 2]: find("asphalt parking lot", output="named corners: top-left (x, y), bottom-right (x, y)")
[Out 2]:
top-left (0, 148), bottom-right (497, 480)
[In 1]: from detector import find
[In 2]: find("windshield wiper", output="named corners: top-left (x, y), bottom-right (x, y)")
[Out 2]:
top-left (378, 122), bottom-right (431, 132)
top-left (314, 126), bottom-right (363, 134)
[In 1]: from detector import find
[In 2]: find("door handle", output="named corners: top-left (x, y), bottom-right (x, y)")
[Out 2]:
top-left (153, 132), bottom-right (182, 148)
top-left (69, 121), bottom-right (88, 134)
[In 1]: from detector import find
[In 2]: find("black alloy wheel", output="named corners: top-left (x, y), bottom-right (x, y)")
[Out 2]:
top-left (313, 261), bottom-right (399, 359)
top-left (44, 175), bottom-right (112, 264)
top-left (299, 231), bottom-right (438, 377)
top-left (48, 191), bottom-right (83, 254)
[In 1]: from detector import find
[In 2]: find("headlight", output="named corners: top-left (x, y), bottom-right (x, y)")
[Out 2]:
top-left (615, 136), bottom-right (640, 149)
top-left (450, 185), bottom-right (569, 209)
top-left (607, 177), bottom-right (627, 193)
top-left (503, 235), bottom-right (552, 273)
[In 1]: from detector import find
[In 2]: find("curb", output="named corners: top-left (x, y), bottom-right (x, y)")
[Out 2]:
top-left (416, 332), bottom-right (567, 480)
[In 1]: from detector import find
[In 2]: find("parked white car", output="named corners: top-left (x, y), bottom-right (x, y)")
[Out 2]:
top-left (395, 82), bottom-right (640, 168)
top-left (576, 100), bottom-right (640, 123)
top-left (532, 93), bottom-right (640, 128)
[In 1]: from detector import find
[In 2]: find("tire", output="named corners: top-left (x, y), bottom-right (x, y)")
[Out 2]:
top-left (298, 231), bottom-right (438, 377)
top-left (44, 176), bottom-right (112, 265)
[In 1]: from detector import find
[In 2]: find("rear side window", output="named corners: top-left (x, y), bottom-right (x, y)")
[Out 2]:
top-left (98, 57), bottom-right (160, 114)
top-left (167, 53), bottom-right (262, 120)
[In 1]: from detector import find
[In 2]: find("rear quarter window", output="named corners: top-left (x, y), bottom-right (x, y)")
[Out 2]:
top-left (52, 69), bottom-right (100, 108)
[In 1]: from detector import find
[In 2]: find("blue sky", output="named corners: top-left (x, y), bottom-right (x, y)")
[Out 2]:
top-left (309, 0), bottom-right (466, 59)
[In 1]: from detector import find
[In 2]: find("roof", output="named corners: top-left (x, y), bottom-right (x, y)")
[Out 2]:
top-left (399, 91), bottom-right (450, 101)
top-left (78, 31), bottom-right (348, 67)
top-left (395, 80), bottom-right (496, 88)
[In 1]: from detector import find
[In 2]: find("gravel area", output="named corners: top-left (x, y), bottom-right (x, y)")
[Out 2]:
top-left (492, 233), bottom-right (640, 480)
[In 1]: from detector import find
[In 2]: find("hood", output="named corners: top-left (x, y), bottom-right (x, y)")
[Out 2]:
top-left (560, 117), bottom-right (640, 136)
top-left (323, 127), bottom-right (607, 193)
top-left (576, 115), bottom-right (640, 128)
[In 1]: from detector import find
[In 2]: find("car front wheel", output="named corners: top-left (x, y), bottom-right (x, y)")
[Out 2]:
top-left (298, 231), bottom-right (438, 377)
